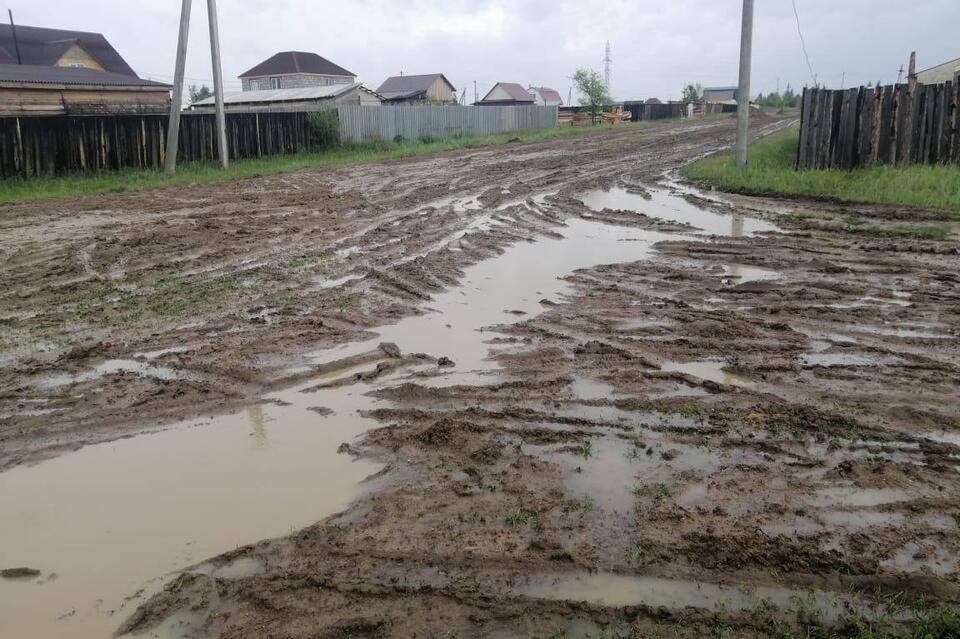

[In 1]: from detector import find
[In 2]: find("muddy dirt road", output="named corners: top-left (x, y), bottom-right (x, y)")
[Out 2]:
top-left (2, 115), bottom-right (959, 638)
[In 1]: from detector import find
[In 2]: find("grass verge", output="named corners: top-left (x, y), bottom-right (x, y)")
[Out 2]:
top-left (0, 120), bottom-right (666, 204)
top-left (684, 126), bottom-right (960, 216)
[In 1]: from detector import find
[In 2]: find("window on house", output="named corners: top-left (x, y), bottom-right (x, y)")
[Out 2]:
top-left (271, 77), bottom-right (281, 90)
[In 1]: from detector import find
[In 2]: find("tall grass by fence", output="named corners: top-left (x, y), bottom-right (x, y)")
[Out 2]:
top-left (0, 112), bottom-right (308, 178)
top-left (337, 104), bottom-right (557, 143)
top-left (797, 82), bottom-right (960, 169)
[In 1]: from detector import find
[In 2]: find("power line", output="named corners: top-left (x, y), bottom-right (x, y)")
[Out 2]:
top-left (791, 0), bottom-right (817, 86)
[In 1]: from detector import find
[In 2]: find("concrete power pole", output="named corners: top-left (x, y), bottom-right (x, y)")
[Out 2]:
top-left (207, 0), bottom-right (228, 168)
top-left (164, 0), bottom-right (192, 175)
top-left (735, 0), bottom-right (754, 168)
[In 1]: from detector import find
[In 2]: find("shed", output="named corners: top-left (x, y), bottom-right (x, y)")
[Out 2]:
top-left (376, 73), bottom-right (457, 104)
top-left (190, 83), bottom-right (381, 112)
top-left (916, 56), bottom-right (960, 85)
top-left (703, 86), bottom-right (739, 103)
top-left (0, 63), bottom-right (170, 116)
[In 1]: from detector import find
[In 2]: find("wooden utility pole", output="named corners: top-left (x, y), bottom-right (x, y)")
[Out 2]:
top-left (907, 51), bottom-right (917, 90)
top-left (164, 0), bottom-right (192, 175)
top-left (207, 0), bottom-right (228, 168)
top-left (735, 0), bottom-right (754, 168)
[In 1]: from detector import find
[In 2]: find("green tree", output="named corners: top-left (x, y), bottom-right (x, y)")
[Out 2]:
top-left (572, 68), bottom-right (611, 123)
top-left (681, 82), bottom-right (703, 104)
top-left (189, 84), bottom-right (213, 104)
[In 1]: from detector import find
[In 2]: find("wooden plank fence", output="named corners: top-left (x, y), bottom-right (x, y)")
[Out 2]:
top-left (337, 104), bottom-right (557, 143)
top-left (797, 82), bottom-right (959, 169)
top-left (0, 111), bottom-right (308, 178)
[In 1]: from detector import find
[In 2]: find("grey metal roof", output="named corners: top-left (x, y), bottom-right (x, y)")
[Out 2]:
top-left (704, 86), bottom-right (738, 92)
top-left (192, 83), bottom-right (378, 106)
top-left (481, 82), bottom-right (534, 103)
top-left (0, 23), bottom-right (138, 76)
top-left (375, 73), bottom-right (455, 98)
top-left (239, 51), bottom-right (355, 79)
top-left (0, 63), bottom-right (170, 87)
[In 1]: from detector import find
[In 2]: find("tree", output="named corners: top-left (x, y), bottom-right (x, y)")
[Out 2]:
top-left (572, 68), bottom-right (611, 123)
top-left (189, 84), bottom-right (213, 104)
top-left (681, 82), bottom-right (703, 104)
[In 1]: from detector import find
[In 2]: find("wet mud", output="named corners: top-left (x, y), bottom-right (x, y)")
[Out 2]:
top-left (2, 114), bottom-right (959, 638)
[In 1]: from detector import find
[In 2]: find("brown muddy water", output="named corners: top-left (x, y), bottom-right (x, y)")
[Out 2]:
top-left (0, 185), bottom-right (783, 638)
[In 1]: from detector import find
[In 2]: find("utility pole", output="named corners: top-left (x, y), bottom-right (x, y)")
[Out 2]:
top-left (896, 65), bottom-right (904, 84)
top-left (840, 71), bottom-right (845, 89)
top-left (735, 0), bottom-right (754, 168)
top-left (164, 0), bottom-right (192, 175)
top-left (567, 87), bottom-right (572, 105)
top-left (7, 10), bottom-right (22, 64)
top-left (907, 51), bottom-right (917, 90)
top-left (473, 80), bottom-right (478, 104)
top-left (207, 0), bottom-right (228, 168)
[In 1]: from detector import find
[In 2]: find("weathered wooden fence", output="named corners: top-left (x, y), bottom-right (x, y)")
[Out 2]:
top-left (622, 102), bottom-right (686, 122)
top-left (797, 82), bottom-right (960, 169)
top-left (337, 104), bottom-right (557, 142)
top-left (0, 111), bottom-right (308, 178)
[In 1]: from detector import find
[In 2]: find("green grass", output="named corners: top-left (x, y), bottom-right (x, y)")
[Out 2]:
top-left (684, 126), bottom-right (960, 215)
top-left (0, 120), bottom-right (665, 204)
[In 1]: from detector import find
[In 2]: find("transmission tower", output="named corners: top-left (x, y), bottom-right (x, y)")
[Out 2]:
top-left (603, 40), bottom-right (611, 91)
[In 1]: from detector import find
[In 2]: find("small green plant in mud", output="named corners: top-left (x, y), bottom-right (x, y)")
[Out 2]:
top-left (504, 508), bottom-right (537, 527)
top-left (577, 440), bottom-right (595, 459)
top-left (579, 495), bottom-right (596, 513)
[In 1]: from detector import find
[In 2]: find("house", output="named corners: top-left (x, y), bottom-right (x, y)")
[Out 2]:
top-left (917, 56), bottom-right (960, 85)
top-left (528, 86), bottom-right (562, 106)
top-left (189, 83), bottom-right (381, 112)
top-left (376, 73), bottom-right (456, 104)
top-left (644, 97), bottom-right (663, 105)
top-left (703, 86), bottom-right (739, 103)
top-left (0, 23), bottom-right (169, 116)
top-left (239, 51), bottom-right (355, 91)
top-left (477, 82), bottom-right (535, 106)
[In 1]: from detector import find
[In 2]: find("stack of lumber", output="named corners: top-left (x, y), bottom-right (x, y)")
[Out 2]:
top-left (601, 106), bottom-right (632, 124)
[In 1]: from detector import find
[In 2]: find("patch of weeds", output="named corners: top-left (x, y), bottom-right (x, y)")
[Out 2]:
top-left (761, 404), bottom-right (862, 441)
top-left (888, 224), bottom-right (949, 239)
top-left (504, 508), bottom-right (537, 527)
top-left (579, 495), bottom-right (596, 513)
top-left (577, 440), bottom-right (594, 459)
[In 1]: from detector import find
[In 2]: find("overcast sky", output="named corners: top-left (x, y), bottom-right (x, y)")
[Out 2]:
top-left (14, 0), bottom-right (960, 102)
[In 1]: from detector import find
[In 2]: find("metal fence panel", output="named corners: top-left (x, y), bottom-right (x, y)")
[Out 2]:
top-left (336, 104), bottom-right (558, 142)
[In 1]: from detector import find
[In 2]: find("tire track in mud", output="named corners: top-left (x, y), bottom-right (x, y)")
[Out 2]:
top-left (0, 115), bottom-right (769, 470)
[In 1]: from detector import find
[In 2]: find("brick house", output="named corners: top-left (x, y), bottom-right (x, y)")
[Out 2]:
top-left (239, 51), bottom-right (356, 91)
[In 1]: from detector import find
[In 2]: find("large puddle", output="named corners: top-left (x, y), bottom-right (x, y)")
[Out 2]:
top-left (1, 184), bottom-right (779, 637)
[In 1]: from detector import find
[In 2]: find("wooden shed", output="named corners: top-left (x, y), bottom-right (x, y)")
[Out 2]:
top-left (0, 63), bottom-right (170, 116)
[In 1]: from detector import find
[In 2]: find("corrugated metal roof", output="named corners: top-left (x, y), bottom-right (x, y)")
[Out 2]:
top-left (0, 63), bottom-right (169, 87)
top-left (704, 86), bottom-right (738, 92)
top-left (0, 23), bottom-right (138, 76)
top-left (376, 73), bottom-right (455, 96)
top-left (192, 83), bottom-right (377, 105)
top-left (239, 51), bottom-right (355, 79)
top-left (481, 82), bottom-right (534, 103)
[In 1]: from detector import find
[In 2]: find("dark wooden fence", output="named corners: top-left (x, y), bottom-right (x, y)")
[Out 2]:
top-left (797, 82), bottom-right (959, 169)
top-left (622, 102), bottom-right (685, 122)
top-left (0, 111), bottom-right (309, 178)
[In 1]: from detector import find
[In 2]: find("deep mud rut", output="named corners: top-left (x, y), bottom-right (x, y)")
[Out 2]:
top-left (2, 115), bottom-right (959, 638)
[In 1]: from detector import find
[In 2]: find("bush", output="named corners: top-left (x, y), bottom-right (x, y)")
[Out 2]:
top-left (305, 109), bottom-right (340, 151)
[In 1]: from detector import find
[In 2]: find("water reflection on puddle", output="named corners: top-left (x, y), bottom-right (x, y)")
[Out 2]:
top-left (0, 215), bottom-right (691, 638)
top-left (660, 360), bottom-right (755, 387)
top-left (578, 186), bottom-right (778, 237)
